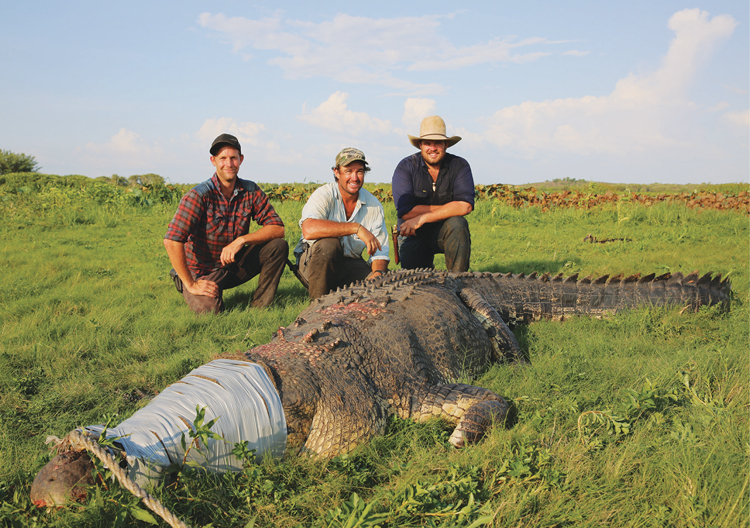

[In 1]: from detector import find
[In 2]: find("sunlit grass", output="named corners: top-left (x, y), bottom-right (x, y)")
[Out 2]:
top-left (0, 187), bottom-right (747, 527)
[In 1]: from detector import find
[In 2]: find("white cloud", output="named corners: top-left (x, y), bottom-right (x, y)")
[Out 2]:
top-left (198, 12), bottom-right (565, 94)
top-left (406, 36), bottom-right (556, 71)
top-left (563, 50), bottom-right (589, 57)
top-left (197, 13), bottom-right (308, 57)
top-left (401, 98), bottom-right (437, 130)
top-left (197, 117), bottom-right (278, 150)
top-left (708, 101), bottom-right (730, 112)
top-left (481, 9), bottom-right (737, 158)
top-left (297, 92), bottom-right (392, 136)
top-left (723, 109), bottom-right (749, 127)
top-left (723, 84), bottom-right (748, 96)
top-left (195, 117), bottom-right (318, 170)
top-left (77, 129), bottom-right (167, 173)
top-left (82, 128), bottom-right (160, 156)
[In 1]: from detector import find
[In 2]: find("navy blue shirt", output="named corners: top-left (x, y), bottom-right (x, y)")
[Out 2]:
top-left (392, 152), bottom-right (475, 222)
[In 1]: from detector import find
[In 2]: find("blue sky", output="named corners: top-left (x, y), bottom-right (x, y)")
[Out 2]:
top-left (1, 1), bottom-right (747, 185)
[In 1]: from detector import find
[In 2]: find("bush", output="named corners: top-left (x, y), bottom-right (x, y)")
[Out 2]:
top-left (128, 173), bottom-right (165, 187)
top-left (0, 149), bottom-right (40, 175)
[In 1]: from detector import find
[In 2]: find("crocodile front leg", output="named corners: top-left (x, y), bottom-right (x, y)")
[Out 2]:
top-left (299, 391), bottom-right (390, 458)
top-left (458, 287), bottom-right (525, 363)
top-left (410, 383), bottom-right (511, 448)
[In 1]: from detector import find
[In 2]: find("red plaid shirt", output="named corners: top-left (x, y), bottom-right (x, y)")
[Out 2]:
top-left (165, 174), bottom-right (284, 277)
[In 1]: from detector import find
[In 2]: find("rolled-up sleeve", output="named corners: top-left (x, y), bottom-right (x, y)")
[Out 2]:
top-left (251, 189), bottom-right (284, 227)
top-left (298, 185), bottom-right (334, 226)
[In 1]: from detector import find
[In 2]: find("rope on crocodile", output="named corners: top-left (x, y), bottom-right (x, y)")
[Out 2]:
top-left (33, 359), bottom-right (287, 526)
top-left (69, 429), bottom-right (190, 528)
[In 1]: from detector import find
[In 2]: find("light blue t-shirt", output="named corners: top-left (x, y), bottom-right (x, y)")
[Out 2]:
top-left (294, 182), bottom-right (389, 264)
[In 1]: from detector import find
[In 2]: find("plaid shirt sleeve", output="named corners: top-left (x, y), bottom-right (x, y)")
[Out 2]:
top-left (247, 186), bottom-right (284, 227)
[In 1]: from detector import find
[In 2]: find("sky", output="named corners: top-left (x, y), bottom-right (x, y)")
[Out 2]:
top-left (1, 1), bottom-right (747, 186)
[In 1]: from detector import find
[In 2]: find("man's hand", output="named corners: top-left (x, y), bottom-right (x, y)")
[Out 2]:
top-left (365, 260), bottom-right (388, 281)
top-left (357, 225), bottom-right (382, 256)
top-left (185, 278), bottom-right (219, 298)
top-left (398, 215), bottom-right (426, 237)
top-left (220, 238), bottom-right (246, 266)
top-left (164, 238), bottom-right (220, 298)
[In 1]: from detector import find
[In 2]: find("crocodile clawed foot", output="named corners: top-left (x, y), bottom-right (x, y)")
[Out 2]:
top-left (449, 399), bottom-right (510, 448)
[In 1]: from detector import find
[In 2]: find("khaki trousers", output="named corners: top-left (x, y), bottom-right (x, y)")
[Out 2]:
top-left (298, 238), bottom-right (371, 299)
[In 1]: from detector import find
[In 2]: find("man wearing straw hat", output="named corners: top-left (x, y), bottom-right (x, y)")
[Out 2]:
top-left (392, 116), bottom-right (474, 272)
top-left (294, 147), bottom-right (389, 299)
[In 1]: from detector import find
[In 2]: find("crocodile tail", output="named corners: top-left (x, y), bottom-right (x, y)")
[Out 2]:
top-left (469, 271), bottom-right (731, 324)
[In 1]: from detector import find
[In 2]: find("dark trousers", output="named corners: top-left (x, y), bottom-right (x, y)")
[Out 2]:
top-left (399, 216), bottom-right (471, 272)
top-left (180, 238), bottom-right (289, 314)
top-left (298, 238), bottom-right (371, 299)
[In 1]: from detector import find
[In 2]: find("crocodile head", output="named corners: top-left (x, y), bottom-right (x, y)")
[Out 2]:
top-left (30, 450), bottom-right (95, 508)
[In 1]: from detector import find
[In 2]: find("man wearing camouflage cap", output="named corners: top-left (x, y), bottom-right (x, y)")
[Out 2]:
top-left (294, 147), bottom-right (389, 299)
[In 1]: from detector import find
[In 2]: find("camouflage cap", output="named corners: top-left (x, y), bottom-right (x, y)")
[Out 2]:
top-left (335, 147), bottom-right (368, 167)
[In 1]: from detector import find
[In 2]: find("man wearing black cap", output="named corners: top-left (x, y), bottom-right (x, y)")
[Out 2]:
top-left (293, 147), bottom-right (389, 299)
top-left (164, 133), bottom-right (288, 314)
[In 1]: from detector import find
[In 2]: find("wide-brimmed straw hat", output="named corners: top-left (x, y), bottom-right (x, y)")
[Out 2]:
top-left (408, 116), bottom-right (461, 149)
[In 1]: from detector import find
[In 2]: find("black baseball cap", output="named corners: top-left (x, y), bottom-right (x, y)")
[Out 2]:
top-left (210, 133), bottom-right (242, 156)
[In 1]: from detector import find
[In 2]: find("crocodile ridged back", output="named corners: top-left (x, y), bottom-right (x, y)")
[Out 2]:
top-left (304, 269), bottom-right (731, 326)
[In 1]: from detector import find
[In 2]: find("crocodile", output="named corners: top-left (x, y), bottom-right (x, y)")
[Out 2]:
top-left (31, 268), bottom-right (731, 507)
top-left (244, 268), bottom-right (730, 456)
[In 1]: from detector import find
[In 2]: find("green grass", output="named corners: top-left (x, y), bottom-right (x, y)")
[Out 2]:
top-left (0, 185), bottom-right (747, 527)
top-left (524, 178), bottom-right (749, 196)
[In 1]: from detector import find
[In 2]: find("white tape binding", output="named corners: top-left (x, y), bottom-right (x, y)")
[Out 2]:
top-left (85, 359), bottom-right (286, 486)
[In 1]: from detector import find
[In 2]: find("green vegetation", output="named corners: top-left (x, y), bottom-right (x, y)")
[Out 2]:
top-left (0, 174), bottom-right (747, 527)
top-left (533, 177), bottom-right (748, 196)
top-left (0, 150), bottom-right (40, 175)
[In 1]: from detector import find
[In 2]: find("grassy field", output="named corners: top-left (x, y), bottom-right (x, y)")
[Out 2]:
top-left (523, 178), bottom-right (748, 196)
top-left (0, 179), bottom-right (748, 527)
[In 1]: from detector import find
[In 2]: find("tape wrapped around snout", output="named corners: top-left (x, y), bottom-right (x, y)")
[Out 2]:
top-left (85, 359), bottom-right (286, 486)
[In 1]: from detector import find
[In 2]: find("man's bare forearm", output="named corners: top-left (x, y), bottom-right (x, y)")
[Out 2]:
top-left (235, 224), bottom-right (285, 246)
top-left (401, 205), bottom-right (436, 220)
top-left (371, 259), bottom-right (389, 272)
top-left (220, 224), bottom-right (285, 266)
top-left (164, 239), bottom-right (193, 286)
top-left (364, 258), bottom-right (389, 281)
top-left (301, 218), bottom-right (359, 240)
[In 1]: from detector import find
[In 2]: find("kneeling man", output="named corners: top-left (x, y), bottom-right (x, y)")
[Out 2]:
top-left (164, 133), bottom-right (288, 314)
top-left (294, 148), bottom-right (389, 299)
top-left (392, 115), bottom-right (474, 272)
